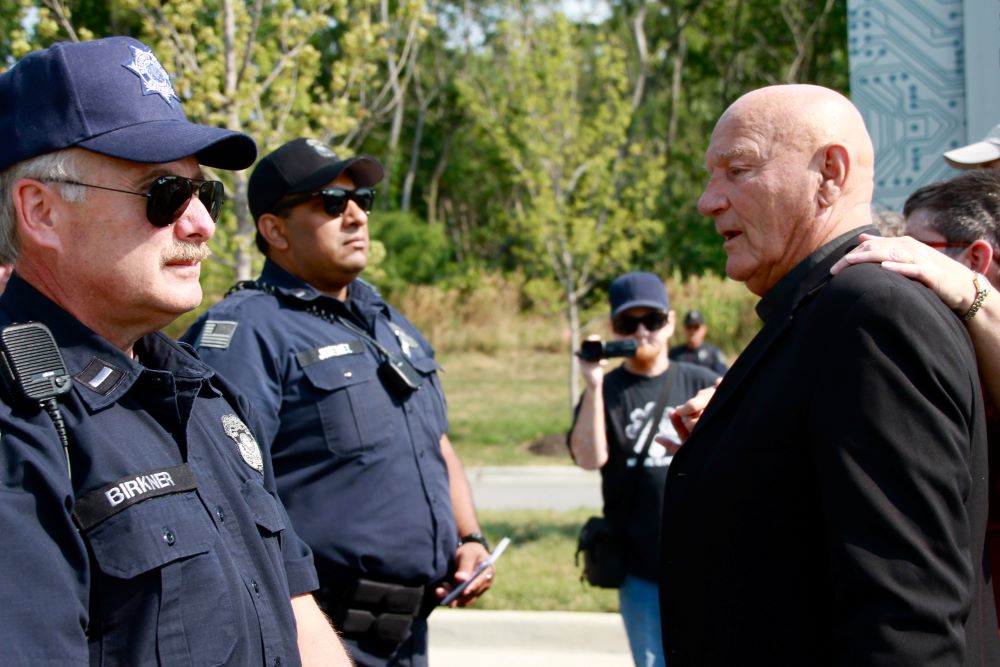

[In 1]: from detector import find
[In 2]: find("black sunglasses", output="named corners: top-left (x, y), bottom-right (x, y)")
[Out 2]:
top-left (48, 176), bottom-right (225, 227)
top-left (612, 310), bottom-right (670, 335)
top-left (275, 187), bottom-right (376, 218)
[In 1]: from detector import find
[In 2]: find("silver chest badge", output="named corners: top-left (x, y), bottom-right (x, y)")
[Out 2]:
top-left (221, 414), bottom-right (264, 473)
top-left (124, 45), bottom-right (179, 105)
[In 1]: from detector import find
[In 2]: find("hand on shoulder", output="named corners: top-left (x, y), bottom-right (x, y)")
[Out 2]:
top-left (830, 233), bottom-right (978, 312)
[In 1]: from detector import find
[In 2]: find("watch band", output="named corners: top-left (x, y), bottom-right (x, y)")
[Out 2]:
top-left (459, 532), bottom-right (491, 552)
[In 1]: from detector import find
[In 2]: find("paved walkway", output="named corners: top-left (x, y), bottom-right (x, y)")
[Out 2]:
top-left (423, 467), bottom-right (631, 665)
top-left (465, 465), bottom-right (602, 510)
top-left (428, 609), bottom-right (631, 666)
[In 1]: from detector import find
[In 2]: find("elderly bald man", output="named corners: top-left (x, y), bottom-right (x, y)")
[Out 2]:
top-left (659, 85), bottom-right (999, 666)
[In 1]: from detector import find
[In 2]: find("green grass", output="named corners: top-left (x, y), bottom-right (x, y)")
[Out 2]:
top-left (472, 508), bottom-right (619, 612)
top-left (440, 349), bottom-right (573, 466)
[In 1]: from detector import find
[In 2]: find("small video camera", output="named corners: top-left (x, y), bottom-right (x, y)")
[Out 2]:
top-left (576, 339), bottom-right (637, 362)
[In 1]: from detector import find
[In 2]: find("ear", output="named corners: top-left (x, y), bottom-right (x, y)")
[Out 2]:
top-left (962, 239), bottom-right (994, 275)
top-left (816, 144), bottom-right (849, 209)
top-left (12, 178), bottom-right (65, 251)
top-left (257, 213), bottom-right (290, 252)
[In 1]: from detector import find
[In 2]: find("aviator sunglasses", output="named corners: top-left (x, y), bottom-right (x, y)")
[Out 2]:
top-left (612, 310), bottom-right (670, 335)
top-left (47, 176), bottom-right (225, 227)
top-left (274, 187), bottom-right (376, 218)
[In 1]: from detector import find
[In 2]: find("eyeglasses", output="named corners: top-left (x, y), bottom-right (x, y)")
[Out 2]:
top-left (612, 310), bottom-right (670, 335)
top-left (921, 241), bottom-right (971, 249)
top-left (274, 187), bottom-right (376, 218)
top-left (47, 176), bottom-right (225, 227)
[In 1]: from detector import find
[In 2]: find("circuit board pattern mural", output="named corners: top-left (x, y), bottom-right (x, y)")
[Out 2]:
top-left (848, 0), bottom-right (965, 211)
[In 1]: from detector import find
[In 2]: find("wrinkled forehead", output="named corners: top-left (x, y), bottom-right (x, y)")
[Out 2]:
top-left (704, 111), bottom-right (773, 166)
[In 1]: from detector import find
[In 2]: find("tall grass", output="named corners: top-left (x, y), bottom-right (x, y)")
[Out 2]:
top-left (397, 270), bottom-right (760, 358)
top-left (474, 508), bottom-right (619, 612)
top-left (664, 270), bottom-right (761, 357)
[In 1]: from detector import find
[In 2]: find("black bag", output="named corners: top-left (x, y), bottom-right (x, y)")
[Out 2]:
top-left (576, 515), bottom-right (627, 588)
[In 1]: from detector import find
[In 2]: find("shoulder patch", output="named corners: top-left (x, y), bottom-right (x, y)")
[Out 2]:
top-left (197, 320), bottom-right (239, 350)
top-left (221, 414), bottom-right (264, 474)
top-left (75, 358), bottom-right (127, 395)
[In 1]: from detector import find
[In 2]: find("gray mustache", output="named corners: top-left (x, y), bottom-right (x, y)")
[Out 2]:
top-left (164, 243), bottom-right (212, 264)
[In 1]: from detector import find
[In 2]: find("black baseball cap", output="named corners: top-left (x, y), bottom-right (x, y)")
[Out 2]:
top-left (0, 37), bottom-right (256, 171)
top-left (609, 272), bottom-right (670, 318)
top-left (684, 310), bottom-right (706, 326)
top-left (248, 138), bottom-right (384, 220)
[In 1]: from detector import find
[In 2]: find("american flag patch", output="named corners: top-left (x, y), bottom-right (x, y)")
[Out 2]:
top-left (196, 320), bottom-right (239, 349)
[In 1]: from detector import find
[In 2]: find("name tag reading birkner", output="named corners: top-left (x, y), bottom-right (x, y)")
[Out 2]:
top-left (72, 464), bottom-right (198, 530)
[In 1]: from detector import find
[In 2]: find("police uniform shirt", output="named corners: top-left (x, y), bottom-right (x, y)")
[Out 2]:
top-left (0, 274), bottom-right (316, 666)
top-left (668, 342), bottom-right (728, 375)
top-left (182, 260), bottom-right (456, 587)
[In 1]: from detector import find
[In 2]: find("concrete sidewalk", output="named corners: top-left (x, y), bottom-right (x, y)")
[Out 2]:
top-left (428, 608), bottom-right (631, 666)
top-left (428, 467), bottom-right (629, 665)
top-left (466, 465), bottom-right (602, 510)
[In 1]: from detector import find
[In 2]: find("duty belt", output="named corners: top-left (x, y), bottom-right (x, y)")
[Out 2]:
top-left (316, 578), bottom-right (437, 644)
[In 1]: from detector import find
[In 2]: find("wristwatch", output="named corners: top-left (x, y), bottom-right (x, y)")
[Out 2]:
top-left (459, 532), bottom-right (491, 552)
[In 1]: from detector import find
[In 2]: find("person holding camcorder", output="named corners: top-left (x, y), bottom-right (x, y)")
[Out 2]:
top-left (568, 272), bottom-right (718, 667)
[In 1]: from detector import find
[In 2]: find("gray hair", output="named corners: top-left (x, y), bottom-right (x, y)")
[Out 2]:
top-left (0, 149), bottom-right (87, 264)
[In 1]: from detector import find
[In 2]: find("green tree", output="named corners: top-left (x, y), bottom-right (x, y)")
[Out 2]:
top-left (459, 12), bottom-right (667, 406)
top-left (13, 0), bottom-right (438, 292)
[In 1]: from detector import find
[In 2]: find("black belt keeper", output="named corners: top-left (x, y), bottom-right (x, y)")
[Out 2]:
top-left (317, 578), bottom-right (434, 644)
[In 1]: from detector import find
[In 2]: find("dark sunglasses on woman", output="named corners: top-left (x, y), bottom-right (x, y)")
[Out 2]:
top-left (612, 310), bottom-right (670, 335)
top-left (274, 187), bottom-right (376, 218)
top-left (47, 175), bottom-right (225, 227)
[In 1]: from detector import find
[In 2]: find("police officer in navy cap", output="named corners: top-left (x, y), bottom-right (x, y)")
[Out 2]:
top-left (183, 137), bottom-right (495, 666)
top-left (0, 37), bottom-right (351, 665)
top-left (667, 310), bottom-right (728, 375)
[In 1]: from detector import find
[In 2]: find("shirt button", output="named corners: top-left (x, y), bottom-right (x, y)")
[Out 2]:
top-left (216, 506), bottom-right (226, 522)
top-left (251, 579), bottom-right (260, 596)
top-left (273, 658), bottom-right (282, 667)
top-left (162, 528), bottom-right (176, 546)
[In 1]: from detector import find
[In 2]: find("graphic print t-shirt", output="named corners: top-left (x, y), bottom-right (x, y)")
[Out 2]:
top-left (598, 361), bottom-right (719, 581)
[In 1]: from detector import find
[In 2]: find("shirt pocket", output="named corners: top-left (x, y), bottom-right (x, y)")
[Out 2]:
top-left (86, 492), bottom-right (238, 667)
top-left (240, 479), bottom-right (288, 576)
top-left (301, 355), bottom-right (394, 457)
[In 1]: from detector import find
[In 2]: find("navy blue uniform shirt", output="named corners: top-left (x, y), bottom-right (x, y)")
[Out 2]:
top-left (0, 274), bottom-right (317, 666)
top-left (182, 260), bottom-right (456, 586)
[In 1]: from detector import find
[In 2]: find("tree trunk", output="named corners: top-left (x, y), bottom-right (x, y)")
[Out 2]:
top-left (401, 100), bottom-right (426, 213)
top-left (566, 280), bottom-right (581, 417)
top-left (426, 129), bottom-right (453, 226)
top-left (232, 170), bottom-right (254, 281)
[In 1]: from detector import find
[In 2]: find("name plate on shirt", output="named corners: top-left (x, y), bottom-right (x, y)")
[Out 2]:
top-left (73, 464), bottom-right (198, 530)
top-left (296, 339), bottom-right (364, 367)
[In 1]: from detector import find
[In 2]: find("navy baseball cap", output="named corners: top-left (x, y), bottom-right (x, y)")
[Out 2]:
top-left (609, 272), bottom-right (670, 318)
top-left (248, 138), bottom-right (384, 220)
top-left (0, 36), bottom-right (256, 171)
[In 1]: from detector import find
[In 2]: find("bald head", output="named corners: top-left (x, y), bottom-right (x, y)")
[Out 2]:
top-left (698, 84), bottom-right (875, 296)
top-left (723, 85), bottom-right (874, 198)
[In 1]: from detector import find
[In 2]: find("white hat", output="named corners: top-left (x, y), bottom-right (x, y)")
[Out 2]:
top-left (943, 124), bottom-right (1000, 169)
